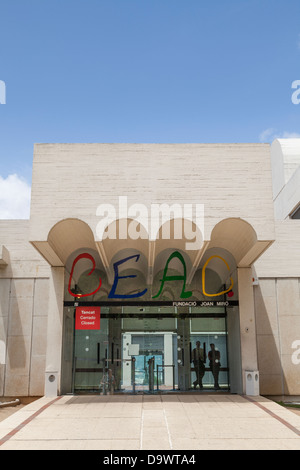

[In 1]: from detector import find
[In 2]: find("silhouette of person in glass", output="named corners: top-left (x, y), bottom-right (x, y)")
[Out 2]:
top-left (208, 343), bottom-right (221, 390)
top-left (101, 368), bottom-right (115, 395)
top-left (192, 341), bottom-right (206, 389)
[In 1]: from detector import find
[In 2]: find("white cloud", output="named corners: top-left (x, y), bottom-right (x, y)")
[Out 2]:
top-left (259, 128), bottom-right (277, 142)
top-left (0, 174), bottom-right (31, 219)
top-left (279, 131), bottom-right (300, 138)
top-left (259, 128), bottom-right (300, 143)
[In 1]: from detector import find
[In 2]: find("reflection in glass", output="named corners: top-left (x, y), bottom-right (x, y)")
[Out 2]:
top-left (62, 305), bottom-right (230, 394)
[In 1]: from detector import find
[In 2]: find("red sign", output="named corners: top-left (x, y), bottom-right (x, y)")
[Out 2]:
top-left (75, 307), bottom-right (101, 330)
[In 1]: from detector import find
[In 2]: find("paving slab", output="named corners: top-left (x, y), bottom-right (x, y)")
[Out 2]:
top-left (0, 394), bottom-right (300, 450)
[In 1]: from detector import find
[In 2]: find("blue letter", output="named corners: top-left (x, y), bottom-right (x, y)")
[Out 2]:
top-left (108, 254), bottom-right (147, 299)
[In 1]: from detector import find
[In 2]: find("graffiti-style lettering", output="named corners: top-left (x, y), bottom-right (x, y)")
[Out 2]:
top-left (68, 250), bottom-right (234, 300)
top-left (202, 255), bottom-right (233, 297)
top-left (108, 254), bottom-right (148, 299)
top-left (152, 250), bottom-right (192, 299)
top-left (68, 253), bottom-right (102, 298)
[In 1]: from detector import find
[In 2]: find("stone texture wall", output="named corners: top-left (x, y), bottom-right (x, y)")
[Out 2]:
top-left (0, 221), bottom-right (50, 397)
top-left (254, 220), bottom-right (300, 395)
top-left (29, 143), bottom-right (275, 243)
top-left (254, 278), bottom-right (300, 395)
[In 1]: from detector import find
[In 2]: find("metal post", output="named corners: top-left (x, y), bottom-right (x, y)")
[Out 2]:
top-left (172, 364), bottom-right (175, 390)
top-left (72, 356), bottom-right (77, 394)
top-left (148, 357), bottom-right (154, 392)
top-left (131, 357), bottom-right (136, 394)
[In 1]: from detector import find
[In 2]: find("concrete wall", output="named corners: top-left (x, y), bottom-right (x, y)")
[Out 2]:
top-left (254, 276), bottom-right (300, 395)
top-left (0, 221), bottom-right (50, 397)
top-left (29, 143), bottom-right (275, 243)
top-left (253, 140), bottom-right (300, 395)
top-left (253, 221), bottom-right (300, 396)
top-left (271, 139), bottom-right (300, 219)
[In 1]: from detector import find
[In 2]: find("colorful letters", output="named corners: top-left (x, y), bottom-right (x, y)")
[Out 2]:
top-left (68, 251), bottom-right (234, 299)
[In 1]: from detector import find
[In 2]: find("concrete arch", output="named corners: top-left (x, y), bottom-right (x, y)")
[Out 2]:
top-left (110, 248), bottom-right (148, 278)
top-left (95, 216), bottom-right (204, 283)
top-left (37, 216), bottom-right (269, 281)
top-left (194, 247), bottom-right (237, 300)
top-left (187, 217), bottom-right (267, 285)
top-left (65, 247), bottom-right (104, 277)
top-left (209, 217), bottom-right (259, 267)
top-left (47, 218), bottom-right (96, 266)
top-left (152, 247), bottom-right (193, 281)
top-left (153, 217), bottom-right (203, 258)
top-left (96, 218), bottom-right (149, 269)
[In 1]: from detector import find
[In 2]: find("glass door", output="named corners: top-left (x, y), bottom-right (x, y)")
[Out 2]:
top-left (62, 305), bottom-right (230, 394)
top-left (71, 314), bottom-right (135, 394)
top-left (190, 315), bottom-right (229, 390)
top-left (72, 320), bottom-right (108, 393)
top-left (122, 330), bottom-right (178, 393)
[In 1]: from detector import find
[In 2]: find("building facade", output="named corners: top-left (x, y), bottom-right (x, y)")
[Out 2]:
top-left (0, 140), bottom-right (299, 397)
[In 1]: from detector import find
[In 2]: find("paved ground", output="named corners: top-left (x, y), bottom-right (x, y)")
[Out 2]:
top-left (0, 397), bottom-right (40, 423)
top-left (0, 394), bottom-right (300, 450)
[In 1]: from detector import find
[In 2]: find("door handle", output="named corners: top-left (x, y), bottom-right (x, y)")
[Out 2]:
top-left (97, 343), bottom-right (100, 364)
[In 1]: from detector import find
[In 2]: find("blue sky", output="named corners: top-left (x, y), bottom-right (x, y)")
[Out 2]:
top-left (0, 0), bottom-right (300, 217)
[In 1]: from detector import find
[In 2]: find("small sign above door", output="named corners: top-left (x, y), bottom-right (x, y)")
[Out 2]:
top-left (75, 306), bottom-right (101, 330)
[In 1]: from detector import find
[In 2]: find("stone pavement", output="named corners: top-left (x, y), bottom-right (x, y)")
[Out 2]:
top-left (0, 394), bottom-right (300, 450)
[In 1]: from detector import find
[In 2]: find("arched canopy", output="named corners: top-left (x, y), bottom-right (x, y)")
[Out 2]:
top-left (48, 218), bottom-right (96, 266)
top-left (31, 216), bottom-right (273, 292)
top-left (209, 218), bottom-right (271, 267)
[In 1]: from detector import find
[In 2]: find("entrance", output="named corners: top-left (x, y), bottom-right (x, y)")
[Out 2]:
top-left (122, 332), bottom-right (176, 392)
top-left (62, 304), bottom-right (234, 394)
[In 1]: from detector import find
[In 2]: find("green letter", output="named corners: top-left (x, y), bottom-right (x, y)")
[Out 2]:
top-left (152, 251), bottom-right (192, 299)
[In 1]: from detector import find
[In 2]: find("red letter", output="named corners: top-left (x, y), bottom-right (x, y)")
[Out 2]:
top-left (68, 253), bottom-right (102, 298)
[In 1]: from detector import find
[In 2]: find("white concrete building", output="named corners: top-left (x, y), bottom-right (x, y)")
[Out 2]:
top-left (0, 140), bottom-right (299, 398)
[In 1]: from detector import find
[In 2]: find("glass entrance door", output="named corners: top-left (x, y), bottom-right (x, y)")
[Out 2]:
top-left (122, 333), bottom-right (177, 392)
top-left (72, 327), bottom-right (107, 393)
top-left (71, 314), bottom-right (137, 394)
top-left (62, 304), bottom-right (231, 394)
top-left (189, 315), bottom-right (229, 390)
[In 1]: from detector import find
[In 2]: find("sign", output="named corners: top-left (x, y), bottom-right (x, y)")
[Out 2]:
top-left (68, 251), bottom-right (234, 300)
top-left (75, 307), bottom-right (101, 330)
top-left (66, 300), bottom-right (238, 308)
top-left (172, 300), bottom-right (236, 307)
